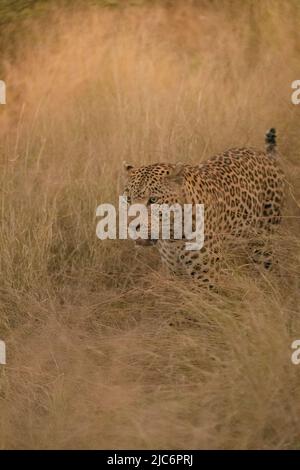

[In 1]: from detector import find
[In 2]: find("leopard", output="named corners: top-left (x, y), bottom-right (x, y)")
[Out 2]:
top-left (122, 128), bottom-right (285, 288)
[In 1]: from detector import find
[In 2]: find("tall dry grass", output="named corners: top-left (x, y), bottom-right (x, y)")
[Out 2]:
top-left (0, 1), bottom-right (300, 449)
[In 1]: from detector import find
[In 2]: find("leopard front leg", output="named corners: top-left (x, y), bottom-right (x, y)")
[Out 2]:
top-left (178, 240), bottom-right (221, 289)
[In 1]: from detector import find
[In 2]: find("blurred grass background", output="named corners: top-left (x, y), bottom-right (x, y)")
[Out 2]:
top-left (0, 0), bottom-right (300, 449)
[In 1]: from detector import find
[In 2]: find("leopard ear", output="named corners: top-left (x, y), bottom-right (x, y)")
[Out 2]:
top-left (167, 162), bottom-right (185, 184)
top-left (123, 161), bottom-right (135, 173)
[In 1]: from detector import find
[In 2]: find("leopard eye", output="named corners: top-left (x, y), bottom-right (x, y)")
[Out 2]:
top-left (149, 196), bottom-right (158, 204)
top-left (124, 195), bottom-right (131, 204)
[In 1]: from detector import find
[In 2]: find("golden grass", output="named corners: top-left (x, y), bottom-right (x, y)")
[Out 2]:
top-left (1, 1), bottom-right (300, 449)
